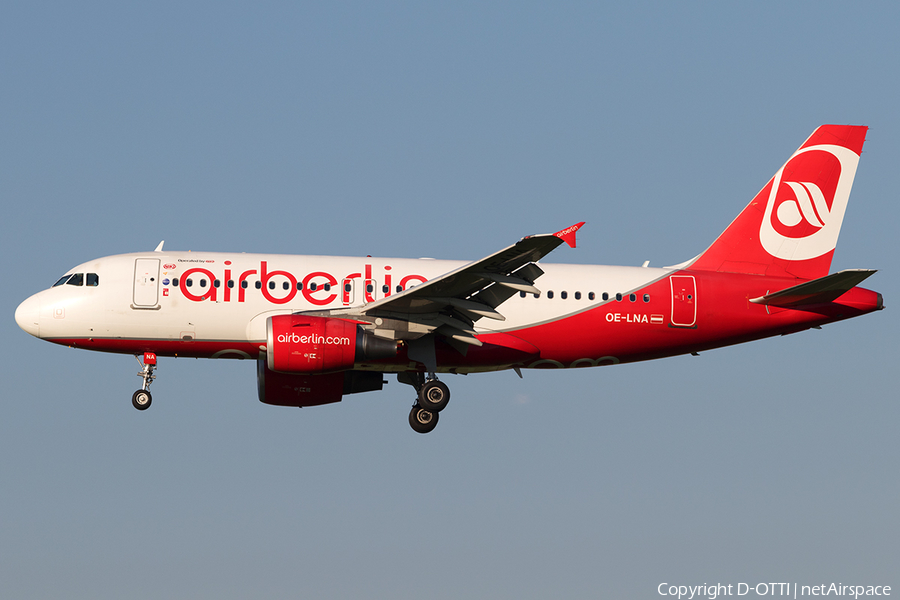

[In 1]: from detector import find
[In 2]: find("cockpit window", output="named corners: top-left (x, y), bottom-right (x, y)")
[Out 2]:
top-left (53, 272), bottom-right (97, 287)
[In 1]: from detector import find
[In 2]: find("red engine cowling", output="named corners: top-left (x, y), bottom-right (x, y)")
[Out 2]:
top-left (257, 359), bottom-right (387, 407)
top-left (257, 359), bottom-right (344, 406)
top-left (266, 314), bottom-right (397, 374)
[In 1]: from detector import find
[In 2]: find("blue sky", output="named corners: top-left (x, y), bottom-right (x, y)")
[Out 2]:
top-left (2, 3), bottom-right (898, 598)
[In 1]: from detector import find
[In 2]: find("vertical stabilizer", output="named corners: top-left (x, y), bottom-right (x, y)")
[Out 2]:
top-left (689, 125), bottom-right (867, 280)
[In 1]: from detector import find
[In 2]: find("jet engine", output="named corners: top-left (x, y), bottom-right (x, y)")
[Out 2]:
top-left (257, 359), bottom-right (386, 407)
top-left (266, 314), bottom-right (397, 374)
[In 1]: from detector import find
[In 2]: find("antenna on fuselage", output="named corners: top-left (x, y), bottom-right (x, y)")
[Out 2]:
top-left (154, 241), bottom-right (165, 252)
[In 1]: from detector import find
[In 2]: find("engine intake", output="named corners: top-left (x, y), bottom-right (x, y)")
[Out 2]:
top-left (266, 314), bottom-right (397, 374)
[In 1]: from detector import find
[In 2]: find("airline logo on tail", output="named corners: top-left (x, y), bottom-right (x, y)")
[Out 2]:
top-left (759, 143), bottom-right (860, 261)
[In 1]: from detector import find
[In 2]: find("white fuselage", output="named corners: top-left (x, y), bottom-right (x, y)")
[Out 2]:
top-left (17, 250), bottom-right (669, 359)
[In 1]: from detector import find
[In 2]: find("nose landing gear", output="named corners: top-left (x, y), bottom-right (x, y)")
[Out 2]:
top-left (132, 352), bottom-right (157, 411)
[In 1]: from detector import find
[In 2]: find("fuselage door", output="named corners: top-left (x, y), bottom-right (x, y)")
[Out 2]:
top-left (133, 259), bottom-right (161, 308)
top-left (669, 275), bottom-right (697, 327)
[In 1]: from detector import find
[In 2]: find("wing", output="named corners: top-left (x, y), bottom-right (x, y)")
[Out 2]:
top-left (302, 223), bottom-right (584, 352)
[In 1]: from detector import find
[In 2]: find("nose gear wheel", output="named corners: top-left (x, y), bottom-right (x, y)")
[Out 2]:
top-left (132, 389), bottom-right (152, 410)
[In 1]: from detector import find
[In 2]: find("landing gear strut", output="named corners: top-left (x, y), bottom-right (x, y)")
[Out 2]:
top-left (399, 371), bottom-right (451, 434)
top-left (132, 352), bottom-right (157, 411)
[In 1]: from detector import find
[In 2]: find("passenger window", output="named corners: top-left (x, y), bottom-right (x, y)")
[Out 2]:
top-left (268, 281), bottom-right (275, 290)
top-left (283, 282), bottom-right (290, 290)
top-left (241, 281), bottom-right (248, 289)
top-left (643, 294), bottom-right (650, 303)
top-left (519, 291), bottom-right (526, 298)
top-left (629, 293), bottom-right (636, 302)
top-left (561, 291), bottom-right (568, 299)
top-left (324, 283), bottom-right (331, 291)
top-left (575, 291), bottom-right (581, 300)
top-left (213, 280), bottom-right (220, 288)
top-left (602, 292), bottom-right (609, 301)
top-left (345, 283), bottom-right (352, 292)
top-left (227, 280), bottom-right (234, 289)
top-left (87, 273), bottom-right (99, 286)
top-left (366, 284), bottom-right (374, 293)
top-left (53, 275), bottom-right (71, 287)
top-left (200, 279), bottom-right (207, 288)
top-left (172, 277), bottom-right (179, 287)
top-left (66, 273), bottom-right (84, 286)
top-left (310, 282), bottom-right (317, 291)
top-left (615, 293), bottom-right (622, 301)
top-left (255, 281), bottom-right (262, 289)
top-left (297, 282), bottom-right (303, 290)
top-left (589, 292), bottom-right (595, 301)
top-left (382, 285), bottom-right (389, 294)
top-left (186, 279), bottom-right (193, 287)
top-left (547, 291), bottom-right (554, 299)
top-left (396, 285), bottom-right (402, 293)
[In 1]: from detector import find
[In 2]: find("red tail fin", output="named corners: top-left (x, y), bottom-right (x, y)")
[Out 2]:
top-left (689, 125), bottom-right (867, 280)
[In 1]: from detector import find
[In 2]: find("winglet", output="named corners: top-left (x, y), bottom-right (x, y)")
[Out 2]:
top-left (554, 222), bottom-right (585, 249)
top-left (154, 240), bottom-right (165, 252)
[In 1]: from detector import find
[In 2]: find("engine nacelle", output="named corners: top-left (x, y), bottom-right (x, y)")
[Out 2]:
top-left (266, 314), bottom-right (397, 374)
top-left (257, 359), bottom-right (386, 407)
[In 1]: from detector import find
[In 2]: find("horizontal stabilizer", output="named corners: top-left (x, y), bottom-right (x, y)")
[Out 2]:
top-left (750, 269), bottom-right (877, 308)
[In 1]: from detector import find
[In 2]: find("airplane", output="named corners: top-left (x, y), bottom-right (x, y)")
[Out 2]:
top-left (15, 124), bottom-right (883, 433)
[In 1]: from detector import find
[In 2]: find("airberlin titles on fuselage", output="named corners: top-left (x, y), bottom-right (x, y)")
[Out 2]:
top-left (170, 258), bottom-right (664, 322)
top-left (169, 258), bottom-right (666, 322)
top-left (173, 260), bottom-right (428, 306)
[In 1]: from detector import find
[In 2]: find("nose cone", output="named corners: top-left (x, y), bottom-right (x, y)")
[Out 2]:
top-left (15, 295), bottom-right (40, 338)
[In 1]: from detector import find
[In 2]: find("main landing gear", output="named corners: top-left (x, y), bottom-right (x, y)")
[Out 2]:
top-left (132, 352), bottom-right (157, 411)
top-left (401, 372), bottom-right (451, 434)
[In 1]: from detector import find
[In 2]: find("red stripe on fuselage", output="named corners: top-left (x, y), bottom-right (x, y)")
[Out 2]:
top-left (507, 271), bottom-right (881, 366)
top-left (46, 338), bottom-right (263, 359)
